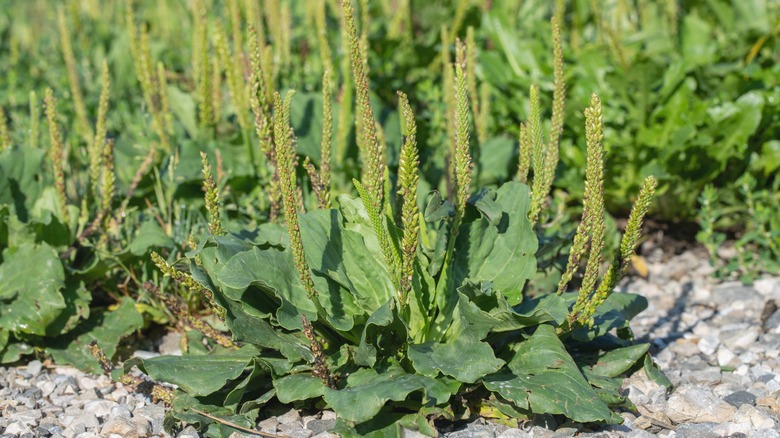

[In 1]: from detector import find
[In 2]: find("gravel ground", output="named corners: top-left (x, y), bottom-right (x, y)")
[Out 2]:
top-left (1, 244), bottom-right (779, 438)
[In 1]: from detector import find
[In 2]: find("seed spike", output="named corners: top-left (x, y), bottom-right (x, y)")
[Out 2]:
top-left (397, 91), bottom-right (420, 304)
top-left (91, 60), bottom-right (111, 203)
top-left (568, 94), bottom-right (606, 325)
top-left (201, 152), bottom-right (224, 236)
top-left (44, 89), bottom-right (69, 223)
top-left (584, 176), bottom-right (657, 324)
top-left (320, 69), bottom-right (333, 207)
top-left (453, 61), bottom-right (472, 213)
top-left (517, 123), bottom-right (531, 184)
top-left (57, 6), bottom-right (91, 143)
top-left (0, 107), bottom-right (10, 150)
top-left (342, 0), bottom-right (383, 212)
top-left (29, 91), bottom-right (39, 149)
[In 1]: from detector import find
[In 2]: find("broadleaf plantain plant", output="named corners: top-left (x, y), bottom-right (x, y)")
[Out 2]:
top-left (116, 2), bottom-right (668, 436)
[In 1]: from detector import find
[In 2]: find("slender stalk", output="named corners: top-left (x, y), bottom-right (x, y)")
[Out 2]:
top-left (44, 89), bottom-right (69, 223)
top-left (91, 61), bottom-right (111, 202)
top-left (0, 107), bottom-right (10, 150)
top-left (29, 91), bottom-right (39, 149)
top-left (342, 0), bottom-right (383, 211)
top-left (57, 6), bottom-right (91, 143)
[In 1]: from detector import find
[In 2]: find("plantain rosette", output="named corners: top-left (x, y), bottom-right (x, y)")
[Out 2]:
top-left (120, 182), bottom-right (667, 437)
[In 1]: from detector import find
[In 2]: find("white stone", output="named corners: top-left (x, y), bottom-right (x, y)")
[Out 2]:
top-left (713, 422), bottom-right (753, 436)
top-left (721, 327), bottom-right (760, 350)
top-left (83, 399), bottom-right (119, 418)
top-left (101, 417), bottom-right (141, 438)
top-left (78, 377), bottom-right (98, 391)
top-left (319, 411), bottom-right (337, 421)
top-left (277, 408), bottom-right (301, 425)
top-left (5, 420), bottom-right (33, 435)
top-left (497, 429), bottom-right (532, 438)
top-left (37, 380), bottom-right (57, 397)
top-left (716, 347), bottom-right (737, 367)
top-left (698, 335), bottom-right (720, 356)
top-left (733, 404), bottom-right (776, 429)
top-left (665, 385), bottom-right (736, 423)
top-left (754, 278), bottom-right (780, 299)
top-left (26, 360), bottom-right (43, 375)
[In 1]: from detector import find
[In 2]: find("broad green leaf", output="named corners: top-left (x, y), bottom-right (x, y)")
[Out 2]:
top-left (477, 136), bottom-right (516, 187)
top-left (215, 245), bottom-right (318, 331)
top-left (0, 339), bottom-right (34, 363)
top-left (45, 281), bottom-right (91, 336)
top-left (681, 14), bottom-right (716, 68)
top-left (218, 295), bottom-right (312, 362)
top-left (0, 243), bottom-right (65, 336)
top-left (300, 208), bottom-right (393, 328)
top-left (128, 219), bottom-right (176, 256)
top-left (291, 92), bottom-right (326, 162)
top-left (48, 298), bottom-right (143, 373)
top-left (483, 325), bottom-right (614, 423)
top-left (356, 299), bottom-right (407, 367)
top-left (0, 147), bottom-right (49, 221)
top-left (584, 372), bottom-right (631, 411)
top-left (274, 374), bottom-right (326, 403)
top-left (224, 358), bottom-right (277, 408)
top-left (130, 347), bottom-right (258, 396)
top-left (167, 85), bottom-right (197, 138)
top-left (29, 191), bottom-right (72, 246)
top-left (452, 282), bottom-right (566, 341)
top-left (332, 411), bottom-right (437, 438)
top-left (587, 343), bottom-right (650, 378)
top-left (644, 354), bottom-right (673, 389)
top-left (471, 188), bottom-right (502, 226)
top-left (453, 182), bottom-right (537, 304)
top-left (324, 363), bottom-right (457, 423)
top-left (569, 292), bottom-right (648, 341)
top-left (423, 191), bottom-right (455, 223)
top-left (409, 336), bottom-right (504, 383)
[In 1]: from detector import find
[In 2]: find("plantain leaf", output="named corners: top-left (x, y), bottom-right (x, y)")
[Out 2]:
top-left (125, 347), bottom-right (259, 396)
top-left (453, 182), bottom-right (537, 304)
top-left (274, 374), bottom-right (326, 403)
top-left (0, 243), bottom-right (66, 336)
top-left (569, 292), bottom-right (648, 342)
top-left (409, 336), bottom-right (505, 383)
top-left (586, 343), bottom-right (650, 378)
top-left (450, 282), bottom-right (565, 341)
top-left (215, 245), bottom-right (318, 331)
top-left (323, 362), bottom-right (458, 423)
top-left (483, 325), bottom-right (614, 423)
top-left (356, 299), bottom-right (407, 367)
top-left (48, 298), bottom-right (143, 373)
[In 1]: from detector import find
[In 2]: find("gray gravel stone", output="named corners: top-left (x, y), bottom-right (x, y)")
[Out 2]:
top-left (675, 422), bottom-right (719, 438)
top-left (732, 404), bottom-right (776, 429)
top-left (402, 427), bottom-right (430, 438)
top-left (257, 417), bottom-right (279, 433)
top-left (277, 408), bottom-right (302, 425)
top-left (306, 418), bottom-right (336, 435)
top-left (176, 425), bottom-right (199, 438)
top-left (496, 430), bottom-right (532, 438)
top-left (724, 390), bottom-right (757, 408)
top-left (665, 384), bottom-right (737, 423)
top-left (448, 425), bottom-right (495, 438)
top-left (287, 429), bottom-right (314, 438)
top-left (26, 360), bottom-right (43, 376)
